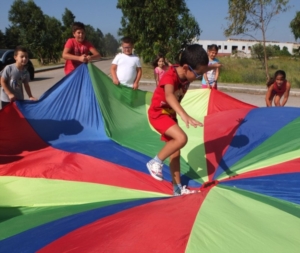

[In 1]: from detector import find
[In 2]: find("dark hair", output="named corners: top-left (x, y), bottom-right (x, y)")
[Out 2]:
top-left (121, 36), bottom-right (134, 45)
top-left (266, 70), bottom-right (286, 87)
top-left (208, 44), bottom-right (219, 52)
top-left (179, 44), bottom-right (208, 69)
top-left (14, 46), bottom-right (28, 56)
top-left (152, 53), bottom-right (165, 68)
top-left (72, 22), bottom-right (85, 33)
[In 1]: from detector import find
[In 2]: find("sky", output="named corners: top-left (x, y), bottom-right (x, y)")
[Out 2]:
top-left (0, 0), bottom-right (300, 43)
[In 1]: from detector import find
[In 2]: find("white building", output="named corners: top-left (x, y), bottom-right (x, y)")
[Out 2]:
top-left (196, 38), bottom-right (300, 56)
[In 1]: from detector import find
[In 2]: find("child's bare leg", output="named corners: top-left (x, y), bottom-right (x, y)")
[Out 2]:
top-left (146, 124), bottom-right (186, 182)
top-left (267, 93), bottom-right (275, 107)
top-left (169, 150), bottom-right (181, 185)
top-left (169, 148), bottom-right (197, 196)
top-left (160, 125), bottom-right (187, 195)
top-left (274, 94), bottom-right (282, 106)
top-left (157, 124), bottom-right (187, 161)
top-left (170, 150), bottom-right (183, 195)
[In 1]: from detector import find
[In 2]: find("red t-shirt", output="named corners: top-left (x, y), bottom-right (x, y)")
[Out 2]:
top-left (272, 81), bottom-right (287, 95)
top-left (64, 38), bottom-right (94, 74)
top-left (148, 65), bottom-right (190, 119)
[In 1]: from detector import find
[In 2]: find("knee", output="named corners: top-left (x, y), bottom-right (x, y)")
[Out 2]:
top-left (176, 132), bottom-right (188, 148)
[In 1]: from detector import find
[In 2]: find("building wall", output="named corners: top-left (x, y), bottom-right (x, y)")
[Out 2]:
top-left (196, 39), bottom-right (300, 55)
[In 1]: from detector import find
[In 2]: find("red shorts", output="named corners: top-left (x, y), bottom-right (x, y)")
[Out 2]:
top-left (149, 114), bottom-right (177, 142)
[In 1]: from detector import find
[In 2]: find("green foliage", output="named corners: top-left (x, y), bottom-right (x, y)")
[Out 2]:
top-left (9, 3), bottom-right (63, 64)
top-left (3, 26), bottom-right (21, 49)
top-left (117, 0), bottom-right (201, 63)
top-left (250, 43), bottom-right (291, 74)
top-left (9, 0), bottom-right (48, 63)
top-left (270, 44), bottom-right (291, 56)
top-left (290, 11), bottom-right (300, 41)
top-left (225, 0), bottom-right (289, 38)
top-left (0, 31), bottom-right (6, 48)
top-left (61, 8), bottom-right (75, 43)
top-left (293, 46), bottom-right (300, 56)
top-left (280, 46), bottom-right (291, 56)
top-left (85, 25), bottom-right (105, 56)
top-left (225, 0), bottom-right (290, 79)
top-left (142, 55), bottom-right (300, 86)
top-left (251, 43), bottom-right (274, 60)
top-left (40, 15), bottom-right (64, 64)
top-left (219, 56), bottom-right (300, 86)
top-left (62, 8), bottom-right (75, 28)
top-left (103, 33), bottom-right (119, 56)
top-left (2, 1), bottom-right (118, 64)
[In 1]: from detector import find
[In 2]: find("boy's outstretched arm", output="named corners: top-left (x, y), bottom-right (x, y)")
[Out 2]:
top-left (281, 82), bottom-right (291, 106)
top-left (62, 47), bottom-right (88, 63)
top-left (23, 82), bottom-right (37, 101)
top-left (265, 85), bottom-right (273, 107)
top-left (110, 64), bottom-right (119, 85)
top-left (165, 84), bottom-right (203, 128)
top-left (86, 47), bottom-right (101, 62)
top-left (207, 63), bottom-right (221, 71)
top-left (133, 67), bottom-right (142, 90)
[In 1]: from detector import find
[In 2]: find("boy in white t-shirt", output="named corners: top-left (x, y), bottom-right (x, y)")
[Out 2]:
top-left (110, 37), bottom-right (142, 89)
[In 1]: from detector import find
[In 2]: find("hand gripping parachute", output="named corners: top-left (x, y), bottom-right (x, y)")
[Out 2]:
top-left (0, 64), bottom-right (299, 253)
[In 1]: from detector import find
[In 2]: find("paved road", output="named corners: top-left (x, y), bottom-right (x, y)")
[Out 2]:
top-left (2, 59), bottom-right (300, 109)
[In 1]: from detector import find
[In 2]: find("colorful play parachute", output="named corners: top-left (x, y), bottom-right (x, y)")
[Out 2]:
top-left (0, 63), bottom-right (300, 253)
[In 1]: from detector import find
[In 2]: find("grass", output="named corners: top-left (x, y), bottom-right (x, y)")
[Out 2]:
top-left (31, 59), bottom-right (65, 69)
top-left (31, 56), bottom-right (300, 88)
top-left (142, 63), bottom-right (155, 79)
top-left (142, 56), bottom-right (300, 88)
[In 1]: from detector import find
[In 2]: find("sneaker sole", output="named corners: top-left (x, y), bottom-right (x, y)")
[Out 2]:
top-left (146, 163), bottom-right (163, 181)
top-left (181, 190), bottom-right (200, 195)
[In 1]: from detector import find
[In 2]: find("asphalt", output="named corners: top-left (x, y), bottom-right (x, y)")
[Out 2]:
top-left (35, 64), bottom-right (300, 97)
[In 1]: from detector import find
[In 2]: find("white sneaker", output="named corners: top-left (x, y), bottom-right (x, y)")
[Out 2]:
top-left (180, 185), bottom-right (198, 195)
top-left (147, 159), bottom-right (163, 181)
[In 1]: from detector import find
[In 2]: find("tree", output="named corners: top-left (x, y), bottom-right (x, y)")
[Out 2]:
top-left (9, 0), bottom-right (65, 64)
top-left (290, 11), bottom-right (300, 41)
top-left (61, 8), bottom-right (75, 43)
top-left (117, 0), bottom-right (201, 63)
top-left (224, 0), bottom-right (289, 80)
top-left (41, 15), bottom-right (64, 64)
top-left (281, 46), bottom-right (291, 56)
top-left (251, 43), bottom-right (274, 66)
top-left (269, 45), bottom-right (290, 56)
top-left (9, 0), bottom-right (47, 63)
top-left (96, 28), bottom-right (107, 56)
top-left (0, 30), bottom-right (6, 48)
top-left (103, 33), bottom-right (119, 56)
top-left (3, 26), bottom-right (21, 49)
top-left (85, 25), bottom-right (105, 56)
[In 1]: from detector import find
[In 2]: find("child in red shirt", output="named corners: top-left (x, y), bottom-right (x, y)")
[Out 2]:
top-left (265, 70), bottom-right (291, 107)
top-left (147, 44), bottom-right (220, 196)
top-left (62, 22), bottom-right (101, 75)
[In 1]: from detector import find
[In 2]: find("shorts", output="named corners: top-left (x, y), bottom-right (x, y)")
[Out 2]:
top-left (149, 114), bottom-right (177, 142)
top-left (202, 81), bottom-right (217, 89)
top-left (272, 90), bottom-right (284, 96)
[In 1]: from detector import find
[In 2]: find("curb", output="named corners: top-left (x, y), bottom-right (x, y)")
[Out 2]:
top-left (139, 80), bottom-right (300, 97)
top-left (35, 65), bottom-right (65, 73)
top-left (34, 59), bottom-right (110, 73)
top-left (35, 65), bottom-right (300, 97)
